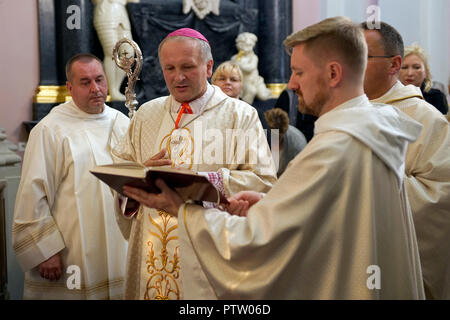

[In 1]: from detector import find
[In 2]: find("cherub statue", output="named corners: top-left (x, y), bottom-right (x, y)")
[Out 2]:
top-left (92, 0), bottom-right (139, 101)
top-left (182, 0), bottom-right (220, 20)
top-left (231, 32), bottom-right (272, 104)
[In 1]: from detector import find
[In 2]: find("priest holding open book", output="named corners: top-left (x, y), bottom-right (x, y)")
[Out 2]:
top-left (111, 28), bottom-right (277, 300)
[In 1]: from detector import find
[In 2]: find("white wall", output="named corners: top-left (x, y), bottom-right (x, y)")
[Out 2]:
top-left (379, 0), bottom-right (449, 87)
top-left (292, 0), bottom-right (320, 31)
top-left (320, 0), bottom-right (367, 22)
top-left (293, 0), bottom-right (449, 87)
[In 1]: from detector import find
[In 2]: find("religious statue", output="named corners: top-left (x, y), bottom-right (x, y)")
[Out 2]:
top-left (182, 0), bottom-right (220, 20)
top-left (231, 32), bottom-right (272, 104)
top-left (92, 0), bottom-right (139, 101)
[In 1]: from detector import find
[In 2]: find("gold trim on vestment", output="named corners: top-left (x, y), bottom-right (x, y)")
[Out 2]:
top-left (13, 220), bottom-right (58, 253)
top-left (24, 277), bottom-right (124, 292)
top-left (384, 95), bottom-right (423, 105)
top-left (144, 210), bottom-right (180, 300)
top-left (159, 127), bottom-right (194, 170)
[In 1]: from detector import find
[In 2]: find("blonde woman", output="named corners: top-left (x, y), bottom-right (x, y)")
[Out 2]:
top-left (211, 61), bottom-right (243, 99)
top-left (399, 43), bottom-right (448, 114)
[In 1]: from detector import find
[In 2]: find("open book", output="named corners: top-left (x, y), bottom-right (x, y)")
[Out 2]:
top-left (90, 163), bottom-right (226, 203)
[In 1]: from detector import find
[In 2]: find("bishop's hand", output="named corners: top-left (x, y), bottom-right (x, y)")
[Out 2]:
top-left (143, 148), bottom-right (172, 167)
top-left (123, 179), bottom-right (184, 216)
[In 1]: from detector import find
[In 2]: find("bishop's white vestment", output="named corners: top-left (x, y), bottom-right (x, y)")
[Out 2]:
top-left (112, 84), bottom-right (277, 299)
top-left (371, 81), bottom-right (450, 299)
top-left (13, 101), bottom-right (130, 299)
top-left (177, 95), bottom-right (426, 299)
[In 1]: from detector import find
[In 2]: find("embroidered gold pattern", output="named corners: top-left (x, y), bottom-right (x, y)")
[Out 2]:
top-left (13, 221), bottom-right (58, 253)
top-left (159, 127), bottom-right (194, 170)
top-left (144, 210), bottom-right (180, 300)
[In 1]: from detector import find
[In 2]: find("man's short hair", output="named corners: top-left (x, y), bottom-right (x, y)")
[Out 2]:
top-left (158, 36), bottom-right (213, 65)
top-left (284, 16), bottom-right (367, 81)
top-left (360, 21), bottom-right (404, 58)
top-left (65, 53), bottom-right (104, 82)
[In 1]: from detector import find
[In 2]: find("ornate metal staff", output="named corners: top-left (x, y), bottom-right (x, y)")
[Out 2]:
top-left (112, 38), bottom-right (143, 118)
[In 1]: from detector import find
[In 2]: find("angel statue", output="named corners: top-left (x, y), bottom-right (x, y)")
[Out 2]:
top-left (231, 32), bottom-right (273, 104)
top-left (183, 0), bottom-right (220, 20)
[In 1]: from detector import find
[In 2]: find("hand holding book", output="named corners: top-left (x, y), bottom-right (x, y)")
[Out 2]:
top-left (123, 178), bottom-right (184, 216)
top-left (90, 149), bottom-right (227, 209)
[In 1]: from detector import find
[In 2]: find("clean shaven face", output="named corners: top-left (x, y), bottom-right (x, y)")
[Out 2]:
top-left (363, 30), bottom-right (396, 100)
top-left (399, 54), bottom-right (427, 88)
top-left (213, 70), bottom-right (242, 99)
top-left (160, 38), bottom-right (213, 103)
top-left (67, 59), bottom-right (108, 114)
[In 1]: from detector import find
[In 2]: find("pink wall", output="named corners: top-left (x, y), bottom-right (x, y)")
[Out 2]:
top-left (292, 0), bottom-right (320, 32)
top-left (0, 1), bottom-right (39, 145)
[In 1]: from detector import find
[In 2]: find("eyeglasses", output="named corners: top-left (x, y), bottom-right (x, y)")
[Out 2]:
top-left (368, 55), bottom-right (395, 58)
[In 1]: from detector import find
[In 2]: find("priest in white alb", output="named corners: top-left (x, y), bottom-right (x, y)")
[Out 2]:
top-left (13, 54), bottom-right (130, 299)
top-left (112, 28), bottom-right (277, 300)
top-left (123, 18), bottom-right (426, 299)
top-left (361, 22), bottom-right (450, 299)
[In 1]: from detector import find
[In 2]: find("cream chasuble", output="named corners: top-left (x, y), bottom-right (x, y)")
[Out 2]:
top-left (371, 81), bottom-right (450, 299)
top-left (177, 95), bottom-right (426, 299)
top-left (13, 101), bottom-right (130, 299)
top-left (112, 85), bottom-right (277, 299)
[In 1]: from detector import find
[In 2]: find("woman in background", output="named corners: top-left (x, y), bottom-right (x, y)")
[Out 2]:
top-left (211, 61), bottom-right (243, 99)
top-left (399, 43), bottom-right (448, 115)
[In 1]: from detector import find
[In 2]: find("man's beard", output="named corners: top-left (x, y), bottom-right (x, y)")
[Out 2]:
top-left (297, 80), bottom-right (329, 117)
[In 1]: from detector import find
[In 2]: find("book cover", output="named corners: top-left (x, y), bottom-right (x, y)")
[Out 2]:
top-left (90, 163), bottom-right (226, 203)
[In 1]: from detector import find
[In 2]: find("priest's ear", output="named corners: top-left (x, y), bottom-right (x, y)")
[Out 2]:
top-left (327, 61), bottom-right (343, 88)
top-left (206, 59), bottom-right (214, 78)
top-left (389, 55), bottom-right (402, 76)
top-left (66, 81), bottom-right (73, 95)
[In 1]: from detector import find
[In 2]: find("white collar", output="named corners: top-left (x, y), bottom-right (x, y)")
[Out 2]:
top-left (60, 100), bottom-right (108, 119)
top-left (370, 81), bottom-right (402, 104)
top-left (331, 94), bottom-right (371, 113)
top-left (171, 82), bottom-right (214, 114)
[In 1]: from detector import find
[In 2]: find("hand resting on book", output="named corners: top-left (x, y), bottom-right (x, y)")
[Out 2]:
top-left (144, 149), bottom-right (172, 167)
